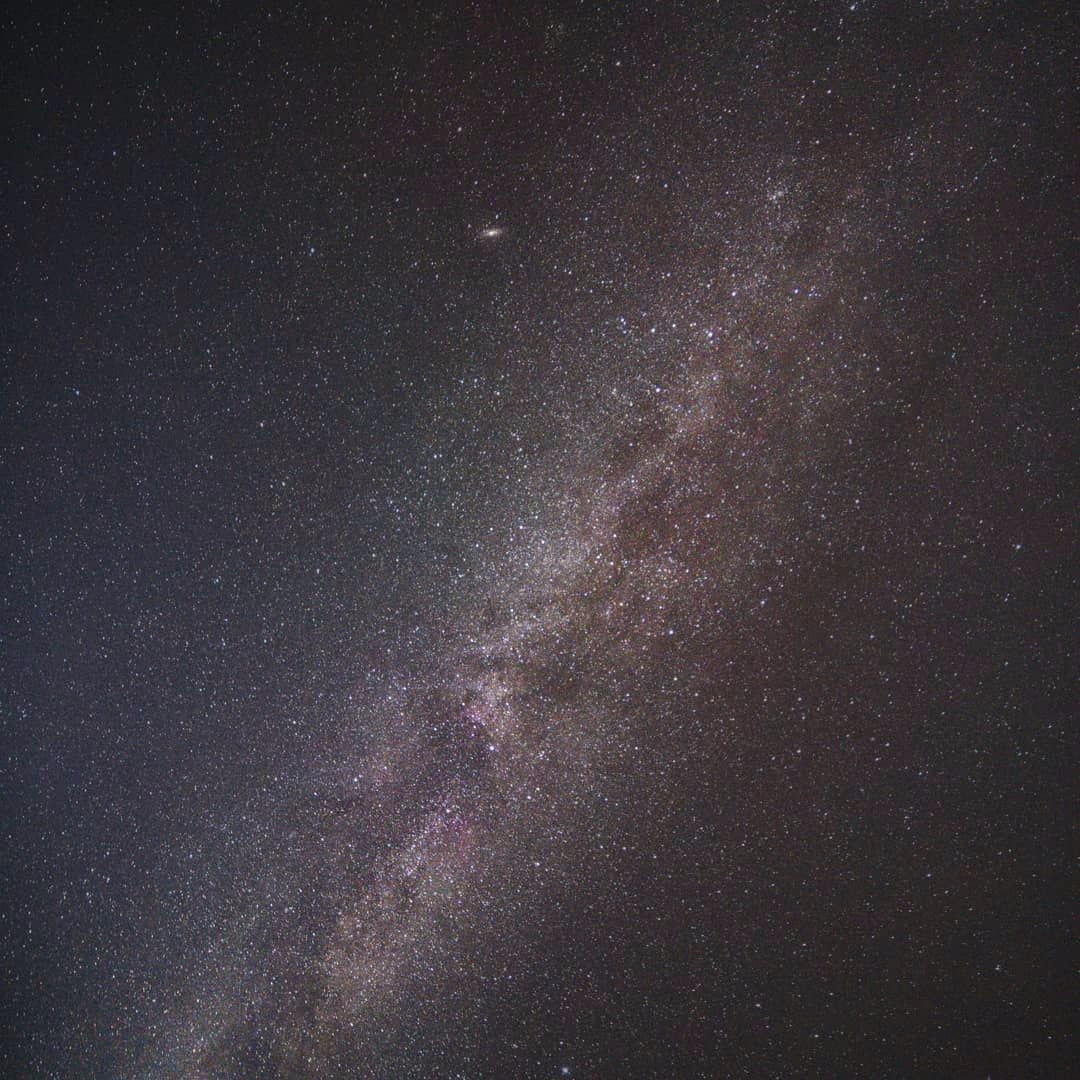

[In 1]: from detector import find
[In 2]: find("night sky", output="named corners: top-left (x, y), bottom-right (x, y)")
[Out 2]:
top-left (2, 3), bottom-right (1075, 1077)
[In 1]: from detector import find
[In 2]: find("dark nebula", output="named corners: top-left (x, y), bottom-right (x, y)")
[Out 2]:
top-left (2, 3), bottom-right (1074, 1078)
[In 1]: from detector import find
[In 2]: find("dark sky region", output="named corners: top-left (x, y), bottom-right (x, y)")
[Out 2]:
top-left (1, 2), bottom-right (1075, 1077)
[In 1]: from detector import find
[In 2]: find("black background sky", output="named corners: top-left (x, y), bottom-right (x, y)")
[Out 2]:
top-left (2, 2), bottom-right (1076, 1077)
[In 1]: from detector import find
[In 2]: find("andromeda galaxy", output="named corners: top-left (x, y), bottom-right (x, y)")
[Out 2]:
top-left (3, 4), bottom-right (1073, 1078)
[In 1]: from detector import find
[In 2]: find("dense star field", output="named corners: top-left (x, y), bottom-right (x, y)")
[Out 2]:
top-left (2, 3), bottom-right (1075, 1077)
